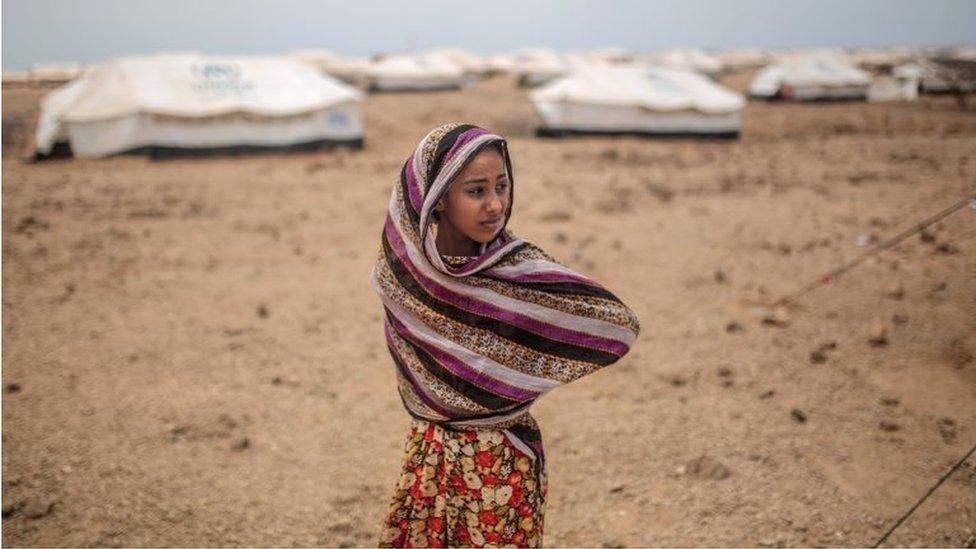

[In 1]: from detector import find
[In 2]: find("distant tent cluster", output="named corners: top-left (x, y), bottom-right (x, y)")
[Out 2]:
top-left (746, 46), bottom-right (976, 102)
top-left (13, 43), bottom-right (976, 159)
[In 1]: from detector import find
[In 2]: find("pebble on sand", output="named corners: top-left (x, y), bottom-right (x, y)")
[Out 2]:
top-left (868, 319), bottom-right (888, 347)
top-left (725, 321), bottom-right (743, 333)
top-left (4, 382), bottom-right (21, 393)
top-left (231, 437), bottom-right (251, 451)
top-left (2, 500), bottom-right (24, 518)
top-left (810, 340), bottom-right (838, 364)
top-left (938, 417), bottom-right (957, 444)
top-left (683, 455), bottom-right (732, 480)
top-left (791, 409), bottom-right (807, 423)
top-left (878, 420), bottom-right (900, 432)
top-left (666, 375), bottom-right (687, 387)
top-left (761, 307), bottom-right (791, 328)
top-left (256, 304), bottom-right (270, 319)
top-left (885, 282), bottom-right (904, 300)
top-left (22, 498), bottom-right (55, 519)
top-left (717, 367), bottom-right (735, 387)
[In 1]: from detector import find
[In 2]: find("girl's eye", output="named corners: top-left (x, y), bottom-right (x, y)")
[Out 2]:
top-left (496, 183), bottom-right (509, 192)
top-left (467, 188), bottom-right (483, 197)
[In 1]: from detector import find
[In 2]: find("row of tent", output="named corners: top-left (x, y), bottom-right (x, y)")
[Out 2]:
top-left (33, 52), bottom-right (752, 158)
top-left (747, 52), bottom-right (976, 102)
top-left (10, 45), bottom-right (975, 87)
top-left (280, 45), bottom-right (976, 93)
top-left (28, 46), bottom-right (976, 159)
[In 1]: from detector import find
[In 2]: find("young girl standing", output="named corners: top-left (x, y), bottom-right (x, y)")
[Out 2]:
top-left (373, 123), bottom-right (640, 547)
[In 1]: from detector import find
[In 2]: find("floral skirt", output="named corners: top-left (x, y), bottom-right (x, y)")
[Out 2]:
top-left (376, 418), bottom-right (548, 548)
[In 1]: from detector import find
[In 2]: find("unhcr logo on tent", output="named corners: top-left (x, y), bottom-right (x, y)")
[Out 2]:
top-left (328, 111), bottom-right (350, 128)
top-left (191, 61), bottom-right (254, 95)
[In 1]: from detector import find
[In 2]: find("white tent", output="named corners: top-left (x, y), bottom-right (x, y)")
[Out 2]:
top-left (749, 54), bottom-right (872, 100)
top-left (847, 46), bottom-right (918, 70)
top-left (950, 45), bottom-right (976, 61)
top-left (531, 65), bottom-right (745, 137)
top-left (364, 54), bottom-right (465, 91)
top-left (288, 49), bottom-right (371, 86)
top-left (511, 48), bottom-right (570, 87)
top-left (895, 58), bottom-right (976, 94)
top-left (422, 48), bottom-right (492, 81)
top-left (639, 48), bottom-right (723, 76)
top-left (868, 72), bottom-right (919, 102)
top-left (718, 48), bottom-right (772, 72)
top-left (565, 47), bottom-right (633, 65)
top-left (35, 54), bottom-right (363, 158)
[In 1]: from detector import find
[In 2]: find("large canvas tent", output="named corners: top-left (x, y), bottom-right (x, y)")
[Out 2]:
top-left (531, 65), bottom-right (745, 137)
top-left (749, 54), bottom-right (872, 100)
top-left (34, 54), bottom-right (363, 158)
top-left (364, 54), bottom-right (465, 92)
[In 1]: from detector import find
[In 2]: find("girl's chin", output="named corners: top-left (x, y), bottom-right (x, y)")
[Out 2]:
top-left (471, 228), bottom-right (502, 243)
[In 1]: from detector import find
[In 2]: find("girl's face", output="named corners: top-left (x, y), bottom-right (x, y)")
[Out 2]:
top-left (436, 146), bottom-right (511, 248)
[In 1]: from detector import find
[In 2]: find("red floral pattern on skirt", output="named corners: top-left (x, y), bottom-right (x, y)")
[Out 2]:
top-left (377, 419), bottom-right (547, 547)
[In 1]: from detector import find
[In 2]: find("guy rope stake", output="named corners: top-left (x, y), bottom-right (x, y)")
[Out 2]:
top-left (777, 192), bottom-right (976, 307)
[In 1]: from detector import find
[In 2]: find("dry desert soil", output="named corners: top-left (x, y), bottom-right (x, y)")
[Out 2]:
top-left (2, 73), bottom-right (976, 547)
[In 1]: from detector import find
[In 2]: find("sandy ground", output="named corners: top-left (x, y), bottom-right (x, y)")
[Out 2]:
top-left (2, 73), bottom-right (976, 548)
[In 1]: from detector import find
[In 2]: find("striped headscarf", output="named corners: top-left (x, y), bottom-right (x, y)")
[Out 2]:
top-left (371, 123), bottom-right (641, 486)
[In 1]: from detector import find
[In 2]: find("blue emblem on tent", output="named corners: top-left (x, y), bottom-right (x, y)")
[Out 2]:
top-left (328, 111), bottom-right (350, 127)
top-left (191, 61), bottom-right (253, 94)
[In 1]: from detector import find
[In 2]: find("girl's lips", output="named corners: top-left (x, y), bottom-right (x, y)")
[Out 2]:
top-left (480, 219), bottom-right (502, 230)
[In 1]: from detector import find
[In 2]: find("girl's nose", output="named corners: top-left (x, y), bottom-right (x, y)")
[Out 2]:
top-left (486, 193), bottom-right (502, 214)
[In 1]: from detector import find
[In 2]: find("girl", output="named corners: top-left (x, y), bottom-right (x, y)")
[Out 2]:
top-left (372, 123), bottom-right (640, 547)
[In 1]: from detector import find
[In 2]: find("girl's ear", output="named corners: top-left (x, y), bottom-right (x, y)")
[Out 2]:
top-left (435, 200), bottom-right (445, 211)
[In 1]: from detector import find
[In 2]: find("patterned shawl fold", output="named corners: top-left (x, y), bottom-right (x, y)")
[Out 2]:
top-left (371, 123), bottom-right (641, 486)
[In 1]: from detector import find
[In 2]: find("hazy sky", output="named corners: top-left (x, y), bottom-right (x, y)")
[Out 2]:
top-left (3, 0), bottom-right (975, 69)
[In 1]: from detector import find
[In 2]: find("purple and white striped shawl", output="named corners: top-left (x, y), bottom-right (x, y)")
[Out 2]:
top-left (370, 123), bottom-right (641, 485)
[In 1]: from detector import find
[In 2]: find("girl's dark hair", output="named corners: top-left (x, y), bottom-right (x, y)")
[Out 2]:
top-left (431, 140), bottom-right (506, 224)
